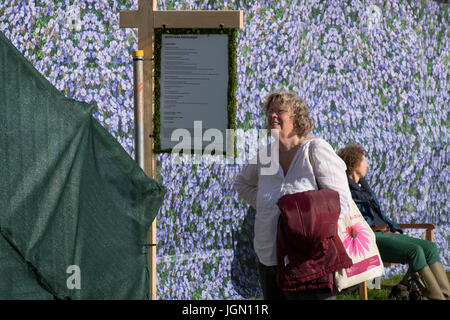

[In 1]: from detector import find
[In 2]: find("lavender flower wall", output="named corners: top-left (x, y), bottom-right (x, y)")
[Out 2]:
top-left (0, 0), bottom-right (448, 299)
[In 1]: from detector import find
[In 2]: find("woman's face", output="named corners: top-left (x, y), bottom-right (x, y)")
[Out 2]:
top-left (266, 100), bottom-right (295, 135)
top-left (355, 155), bottom-right (369, 178)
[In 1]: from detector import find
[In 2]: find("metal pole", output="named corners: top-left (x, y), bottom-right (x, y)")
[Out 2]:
top-left (133, 49), bottom-right (157, 300)
top-left (133, 50), bottom-right (145, 169)
top-left (134, 49), bottom-right (155, 298)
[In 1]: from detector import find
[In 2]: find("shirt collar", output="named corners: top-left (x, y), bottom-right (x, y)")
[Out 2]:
top-left (347, 176), bottom-right (362, 190)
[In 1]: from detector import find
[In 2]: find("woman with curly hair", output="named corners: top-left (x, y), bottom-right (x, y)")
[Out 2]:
top-left (337, 144), bottom-right (449, 300)
top-left (234, 91), bottom-right (353, 300)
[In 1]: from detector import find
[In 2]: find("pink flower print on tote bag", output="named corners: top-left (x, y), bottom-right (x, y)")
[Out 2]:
top-left (342, 223), bottom-right (371, 258)
top-left (334, 200), bottom-right (385, 291)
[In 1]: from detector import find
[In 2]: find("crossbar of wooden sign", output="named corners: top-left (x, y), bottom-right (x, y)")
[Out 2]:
top-left (120, 0), bottom-right (243, 300)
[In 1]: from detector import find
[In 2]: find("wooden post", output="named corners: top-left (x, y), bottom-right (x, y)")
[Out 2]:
top-left (120, 0), bottom-right (243, 300)
top-left (359, 281), bottom-right (368, 300)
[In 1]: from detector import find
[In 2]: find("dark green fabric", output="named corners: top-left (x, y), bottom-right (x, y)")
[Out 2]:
top-left (0, 234), bottom-right (54, 299)
top-left (375, 232), bottom-right (441, 273)
top-left (0, 32), bottom-right (166, 299)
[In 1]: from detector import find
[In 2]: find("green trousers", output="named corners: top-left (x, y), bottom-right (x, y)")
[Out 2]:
top-left (375, 231), bottom-right (441, 273)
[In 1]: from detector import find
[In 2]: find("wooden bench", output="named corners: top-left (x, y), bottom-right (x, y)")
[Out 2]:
top-left (358, 223), bottom-right (436, 300)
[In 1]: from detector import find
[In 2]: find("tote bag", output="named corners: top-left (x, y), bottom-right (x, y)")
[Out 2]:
top-left (307, 139), bottom-right (384, 291)
top-left (334, 200), bottom-right (385, 291)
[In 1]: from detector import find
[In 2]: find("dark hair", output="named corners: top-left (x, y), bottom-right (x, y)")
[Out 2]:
top-left (337, 144), bottom-right (365, 176)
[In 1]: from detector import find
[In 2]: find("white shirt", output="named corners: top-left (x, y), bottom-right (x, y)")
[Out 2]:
top-left (234, 138), bottom-right (352, 266)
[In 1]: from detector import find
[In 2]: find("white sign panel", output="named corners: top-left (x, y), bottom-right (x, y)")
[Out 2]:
top-left (160, 34), bottom-right (229, 151)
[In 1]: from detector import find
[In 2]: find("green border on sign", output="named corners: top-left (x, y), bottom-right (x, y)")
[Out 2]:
top-left (153, 28), bottom-right (237, 154)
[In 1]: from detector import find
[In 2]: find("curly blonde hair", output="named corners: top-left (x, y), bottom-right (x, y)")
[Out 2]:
top-left (337, 144), bottom-right (365, 176)
top-left (264, 90), bottom-right (314, 137)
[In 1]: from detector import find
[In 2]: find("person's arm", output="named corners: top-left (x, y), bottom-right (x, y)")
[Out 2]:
top-left (353, 198), bottom-right (375, 225)
top-left (310, 139), bottom-right (353, 217)
top-left (378, 207), bottom-right (403, 233)
top-left (360, 180), bottom-right (404, 234)
top-left (234, 163), bottom-right (259, 209)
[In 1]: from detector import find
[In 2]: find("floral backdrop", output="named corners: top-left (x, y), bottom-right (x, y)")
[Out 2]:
top-left (0, 0), bottom-right (448, 299)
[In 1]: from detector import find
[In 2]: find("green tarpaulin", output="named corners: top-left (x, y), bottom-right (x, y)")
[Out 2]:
top-left (0, 32), bottom-right (166, 299)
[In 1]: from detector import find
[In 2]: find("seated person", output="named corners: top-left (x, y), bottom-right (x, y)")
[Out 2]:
top-left (337, 144), bottom-right (449, 300)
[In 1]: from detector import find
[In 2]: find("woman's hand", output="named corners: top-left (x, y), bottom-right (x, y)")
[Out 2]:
top-left (371, 225), bottom-right (389, 232)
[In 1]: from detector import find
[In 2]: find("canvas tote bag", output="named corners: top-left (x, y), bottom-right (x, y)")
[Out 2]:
top-left (333, 200), bottom-right (385, 291)
top-left (307, 139), bottom-right (384, 291)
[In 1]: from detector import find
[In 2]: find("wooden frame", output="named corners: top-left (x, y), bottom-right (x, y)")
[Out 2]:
top-left (119, 0), bottom-right (243, 300)
top-left (153, 28), bottom-right (238, 154)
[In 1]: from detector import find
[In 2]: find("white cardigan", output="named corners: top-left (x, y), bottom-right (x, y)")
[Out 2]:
top-left (234, 138), bottom-right (352, 267)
